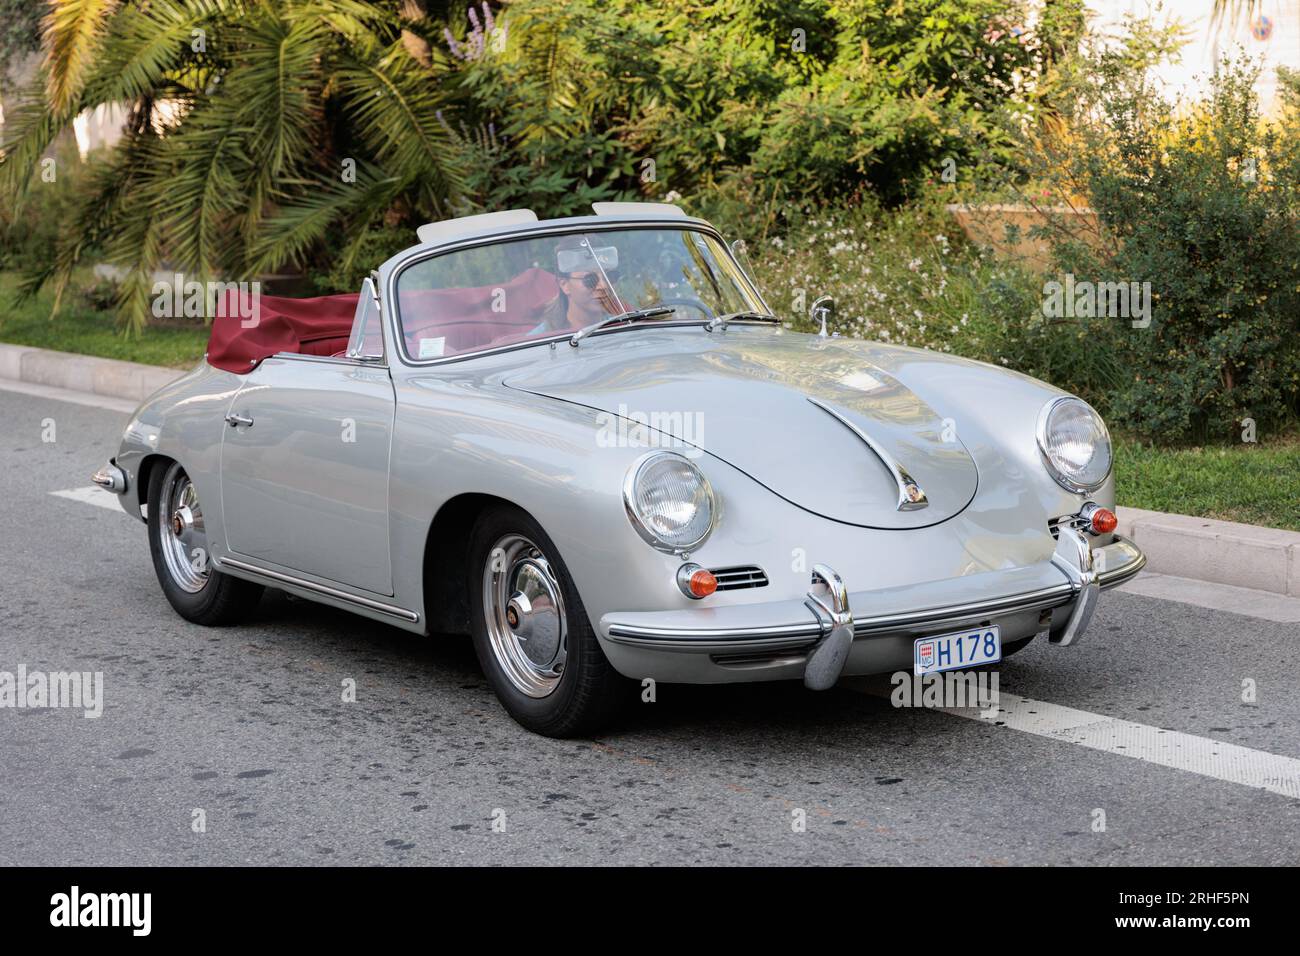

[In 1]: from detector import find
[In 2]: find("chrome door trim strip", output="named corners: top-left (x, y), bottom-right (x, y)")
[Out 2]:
top-left (216, 557), bottom-right (420, 623)
top-left (806, 396), bottom-right (929, 511)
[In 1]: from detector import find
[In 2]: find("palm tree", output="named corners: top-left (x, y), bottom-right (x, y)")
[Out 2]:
top-left (1, 0), bottom-right (469, 332)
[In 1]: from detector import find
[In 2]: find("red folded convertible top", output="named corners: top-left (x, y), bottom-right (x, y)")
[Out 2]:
top-left (206, 266), bottom-right (565, 372)
top-left (207, 290), bottom-right (358, 373)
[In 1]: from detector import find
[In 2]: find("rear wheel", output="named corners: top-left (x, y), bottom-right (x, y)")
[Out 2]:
top-left (147, 461), bottom-right (262, 625)
top-left (468, 505), bottom-right (626, 737)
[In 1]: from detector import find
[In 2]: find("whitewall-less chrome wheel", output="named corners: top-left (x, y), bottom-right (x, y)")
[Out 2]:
top-left (157, 467), bottom-right (210, 593)
top-left (482, 534), bottom-right (568, 698)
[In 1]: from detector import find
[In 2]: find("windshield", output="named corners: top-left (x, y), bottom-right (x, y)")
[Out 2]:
top-left (394, 227), bottom-right (764, 361)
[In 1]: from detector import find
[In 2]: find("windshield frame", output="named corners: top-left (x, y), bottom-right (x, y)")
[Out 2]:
top-left (385, 220), bottom-right (770, 368)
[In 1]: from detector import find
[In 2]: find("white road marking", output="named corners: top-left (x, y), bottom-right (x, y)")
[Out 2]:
top-left (851, 681), bottom-right (1300, 800)
top-left (50, 486), bottom-right (128, 513)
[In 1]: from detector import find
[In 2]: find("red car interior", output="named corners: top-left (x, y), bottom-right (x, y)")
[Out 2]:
top-left (207, 268), bottom-right (564, 373)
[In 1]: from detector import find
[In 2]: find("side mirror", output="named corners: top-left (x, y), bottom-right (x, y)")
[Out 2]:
top-left (810, 295), bottom-right (835, 337)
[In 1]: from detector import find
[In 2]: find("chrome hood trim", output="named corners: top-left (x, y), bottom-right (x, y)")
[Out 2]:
top-left (807, 397), bottom-right (928, 511)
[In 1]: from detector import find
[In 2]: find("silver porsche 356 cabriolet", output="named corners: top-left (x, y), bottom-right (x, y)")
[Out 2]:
top-left (95, 202), bottom-right (1144, 736)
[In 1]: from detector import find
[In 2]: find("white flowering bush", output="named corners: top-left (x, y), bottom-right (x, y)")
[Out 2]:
top-left (741, 198), bottom-right (1119, 408)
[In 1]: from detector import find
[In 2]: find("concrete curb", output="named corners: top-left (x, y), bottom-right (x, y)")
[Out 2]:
top-left (2, 343), bottom-right (1296, 599)
top-left (0, 343), bottom-right (186, 404)
top-left (1116, 506), bottom-right (1300, 599)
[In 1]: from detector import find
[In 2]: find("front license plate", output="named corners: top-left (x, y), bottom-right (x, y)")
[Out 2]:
top-left (914, 626), bottom-right (1001, 675)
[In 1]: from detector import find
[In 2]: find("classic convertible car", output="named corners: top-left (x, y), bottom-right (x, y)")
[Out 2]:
top-left (95, 202), bottom-right (1145, 736)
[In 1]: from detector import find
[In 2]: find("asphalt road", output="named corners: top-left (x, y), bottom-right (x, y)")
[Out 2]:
top-left (2, 384), bottom-right (1298, 866)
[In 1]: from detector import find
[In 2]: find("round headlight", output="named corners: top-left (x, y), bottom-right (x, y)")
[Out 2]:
top-left (623, 452), bottom-right (716, 553)
top-left (1037, 397), bottom-right (1112, 493)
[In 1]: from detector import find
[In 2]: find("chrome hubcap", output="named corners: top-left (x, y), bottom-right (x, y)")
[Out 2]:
top-left (483, 534), bottom-right (567, 698)
top-left (159, 468), bottom-right (209, 593)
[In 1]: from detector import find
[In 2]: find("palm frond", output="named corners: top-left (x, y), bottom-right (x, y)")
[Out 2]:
top-left (84, 0), bottom-right (225, 107)
top-left (227, 9), bottom-right (327, 176)
top-left (246, 163), bottom-right (403, 274)
top-left (0, 73), bottom-right (73, 197)
top-left (42, 0), bottom-right (122, 113)
top-left (155, 99), bottom-right (251, 283)
top-left (334, 43), bottom-right (468, 212)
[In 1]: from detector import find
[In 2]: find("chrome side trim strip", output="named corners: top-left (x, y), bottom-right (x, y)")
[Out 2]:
top-left (216, 557), bottom-right (420, 623)
top-left (806, 397), bottom-right (929, 511)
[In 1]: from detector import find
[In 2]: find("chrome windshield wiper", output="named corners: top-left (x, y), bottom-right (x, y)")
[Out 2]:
top-left (704, 310), bottom-right (779, 332)
top-left (569, 306), bottom-right (676, 346)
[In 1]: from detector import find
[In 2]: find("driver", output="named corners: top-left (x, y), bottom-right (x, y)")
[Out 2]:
top-left (530, 240), bottom-right (620, 335)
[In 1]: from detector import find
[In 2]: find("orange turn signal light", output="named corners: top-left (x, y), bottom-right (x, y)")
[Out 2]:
top-left (1089, 507), bottom-right (1118, 535)
top-left (689, 569), bottom-right (717, 598)
top-left (676, 564), bottom-right (717, 599)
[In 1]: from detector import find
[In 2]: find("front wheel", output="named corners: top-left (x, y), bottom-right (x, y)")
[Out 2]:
top-left (147, 461), bottom-right (263, 625)
top-left (468, 505), bottom-right (626, 737)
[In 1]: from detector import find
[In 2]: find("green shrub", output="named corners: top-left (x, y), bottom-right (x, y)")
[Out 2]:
top-left (1048, 56), bottom-right (1300, 442)
top-left (0, 140), bottom-right (98, 277)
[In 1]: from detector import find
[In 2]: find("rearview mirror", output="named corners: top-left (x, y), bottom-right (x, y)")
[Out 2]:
top-left (556, 245), bottom-right (619, 275)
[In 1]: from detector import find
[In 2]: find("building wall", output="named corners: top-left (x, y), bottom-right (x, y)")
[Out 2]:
top-left (1086, 0), bottom-right (1300, 113)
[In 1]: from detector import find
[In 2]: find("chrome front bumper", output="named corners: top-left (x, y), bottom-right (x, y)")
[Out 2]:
top-left (599, 531), bottom-right (1146, 688)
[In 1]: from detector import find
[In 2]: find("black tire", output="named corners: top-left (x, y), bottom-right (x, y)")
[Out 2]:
top-left (468, 504), bottom-right (627, 737)
top-left (147, 460), bottom-right (263, 625)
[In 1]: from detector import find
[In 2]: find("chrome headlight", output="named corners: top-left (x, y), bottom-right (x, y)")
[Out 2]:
top-left (623, 452), bottom-right (716, 553)
top-left (1036, 396), bottom-right (1112, 493)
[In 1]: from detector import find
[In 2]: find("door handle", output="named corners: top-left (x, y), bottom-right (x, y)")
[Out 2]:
top-left (225, 412), bottom-right (254, 428)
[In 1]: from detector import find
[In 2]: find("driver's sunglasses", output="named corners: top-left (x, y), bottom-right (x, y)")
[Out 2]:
top-left (567, 269), bottom-right (620, 290)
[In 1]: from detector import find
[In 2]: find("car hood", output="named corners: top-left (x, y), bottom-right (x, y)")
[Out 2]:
top-left (503, 330), bottom-right (977, 529)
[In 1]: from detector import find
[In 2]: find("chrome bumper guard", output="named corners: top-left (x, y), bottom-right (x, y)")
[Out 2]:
top-left (1049, 527), bottom-right (1097, 646)
top-left (602, 532), bottom-right (1146, 687)
top-left (92, 460), bottom-right (127, 495)
top-left (803, 565), bottom-right (854, 690)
